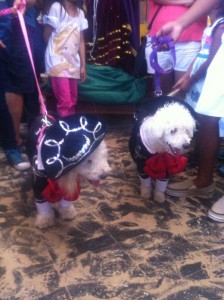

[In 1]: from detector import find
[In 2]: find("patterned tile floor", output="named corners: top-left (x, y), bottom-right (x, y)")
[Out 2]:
top-left (1, 115), bottom-right (224, 300)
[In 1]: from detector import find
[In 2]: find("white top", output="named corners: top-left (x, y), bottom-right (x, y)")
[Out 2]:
top-left (195, 39), bottom-right (224, 136)
top-left (43, 3), bottom-right (88, 78)
top-left (185, 19), bottom-right (224, 137)
top-left (195, 35), bottom-right (224, 117)
top-left (185, 18), bottom-right (224, 109)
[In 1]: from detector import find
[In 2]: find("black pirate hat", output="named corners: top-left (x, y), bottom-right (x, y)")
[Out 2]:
top-left (37, 114), bottom-right (107, 180)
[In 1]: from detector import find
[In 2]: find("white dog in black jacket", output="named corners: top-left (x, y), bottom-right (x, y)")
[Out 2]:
top-left (28, 114), bottom-right (110, 228)
top-left (129, 96), bottom-right (196, 203)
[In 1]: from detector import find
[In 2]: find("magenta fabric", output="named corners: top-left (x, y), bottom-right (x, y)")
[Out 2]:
top-left (51, 77), bottom-right (78, 117)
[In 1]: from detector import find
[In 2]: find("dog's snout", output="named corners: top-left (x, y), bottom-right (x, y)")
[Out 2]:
top-left (100, 173), bottom-right (108, 180)
top-left (182, 143), bottom-right (190, 150)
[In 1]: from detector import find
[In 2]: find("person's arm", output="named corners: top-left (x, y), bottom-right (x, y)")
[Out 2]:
top-left (173, 23), bottom-right (224, 94)
top-left (26, 0), bottom-right (36, 8)
top-left (79, 31), bottom-right (86, 83)
top-left (0, 40), bottom-right (6, 48)
top-left (154, 0), bottom-right (194, 6)
top-left (190, 24), bottom-right (224, 82)
top-left (12, 0), bottom-right (36, 13)
top-left (172, 61), bottom-right (194, 94)
top-left (43, 24), bottom-right (54, 44)
top-left (157, 0), bottom-right (219, 41)
top-left (12, 0), bottom-right (25, 13)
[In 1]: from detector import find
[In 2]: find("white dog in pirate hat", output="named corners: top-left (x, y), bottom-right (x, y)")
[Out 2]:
top-left (129, 95), bottom-right (197, 203)
top-left (28, 114), bottom-right (110, 228)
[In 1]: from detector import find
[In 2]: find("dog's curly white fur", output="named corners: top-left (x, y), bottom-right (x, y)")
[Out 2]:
top-left (129, 97), bottom-right (196, 203)
top-left (35, 140), bottom-right (110, 228)
top-left (140, 103), bottom-right (195, 155)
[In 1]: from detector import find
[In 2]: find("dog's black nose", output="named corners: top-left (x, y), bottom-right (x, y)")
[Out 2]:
top-left (100, 173), bottom-right (108, 180)
top-left (182, 144), bottom-right (190, 153)
top-left (182, 143), bottom-right (190, 150)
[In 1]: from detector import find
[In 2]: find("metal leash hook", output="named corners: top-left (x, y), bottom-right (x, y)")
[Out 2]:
top-left (41, 113), bottom-right (54, 128)
top-left (40, 95), bottom-right (56, 129)
top-left (155, 88), bottom-right (163, 97)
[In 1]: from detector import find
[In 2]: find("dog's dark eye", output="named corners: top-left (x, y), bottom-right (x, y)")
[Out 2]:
top-left (170, 128), bottom-right (177, 134)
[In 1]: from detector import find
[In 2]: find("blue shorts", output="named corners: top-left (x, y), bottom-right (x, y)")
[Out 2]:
top-left (4, 18), bottom-right (36, 94)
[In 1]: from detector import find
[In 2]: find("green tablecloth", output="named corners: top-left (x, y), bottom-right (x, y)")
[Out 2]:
top-left (78, 64), bottom-right (147, 104)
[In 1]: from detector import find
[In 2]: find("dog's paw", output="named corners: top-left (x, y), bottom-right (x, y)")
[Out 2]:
top-left (140, 186), bottom-right (152, 199)
top-left (153, 190), bottom-right (166, 203)
top-left (35, 211), bottom-right (55, 228)
top-left (58, 205), bottom-right (77, 220)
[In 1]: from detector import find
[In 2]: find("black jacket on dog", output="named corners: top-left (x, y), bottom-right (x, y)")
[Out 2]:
top-left (27, 114), bottom-right (107, 202)
top-left (129, 95), bottom-right (197, 179)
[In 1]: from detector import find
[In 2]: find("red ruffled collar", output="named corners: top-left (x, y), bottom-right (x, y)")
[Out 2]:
top-left (143, 152), bottom-right (187, 179)
top-left (42, 179), bottom-right (80, 203)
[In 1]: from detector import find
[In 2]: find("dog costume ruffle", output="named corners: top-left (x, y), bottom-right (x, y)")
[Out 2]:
top-left (42, 179), bottom-right (81, 203)
top-left (143, 153), bottom-right (188, 179)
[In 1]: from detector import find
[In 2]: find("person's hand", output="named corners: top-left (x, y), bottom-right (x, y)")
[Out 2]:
top-left (80, 66), bottom-right (86, 83)
top-left (0, 40), bottom-right (6, 48)
top-left (12, 0), bottom-right (26, 14)
top-left (172, 73), bottom-right (192, 95)
top-left (157, 21), bottom-right (183, 42)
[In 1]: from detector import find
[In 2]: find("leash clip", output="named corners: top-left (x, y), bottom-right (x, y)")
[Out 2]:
top-left (41, 114), bottom-right (53, 128)
top-left (149, 35), bottom-right (176, 96)
top-left (154, 90), bottom-right (163, 97)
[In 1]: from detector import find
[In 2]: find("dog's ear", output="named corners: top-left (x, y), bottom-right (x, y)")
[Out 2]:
top-left (140, 116), bottom-right (165, 154)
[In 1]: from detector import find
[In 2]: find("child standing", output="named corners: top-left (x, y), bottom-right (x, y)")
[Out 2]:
top-left (173, 4), bottom-right (224, 111)
top-left (43, 0), bottom-right (88, 117)
top-left (172, 1), bottom-right (224, 180)
top-left (165, 1), bottom-right (224, 222)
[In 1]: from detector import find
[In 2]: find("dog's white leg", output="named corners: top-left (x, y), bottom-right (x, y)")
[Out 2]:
top-left (154, 179), bottom-right (169, 203)
top-left (57, 199), bottom-right (77, 220)
top-left (139, 176), bottom-right (152, 199)
top-left (35, 201), bottom-right (55, 228)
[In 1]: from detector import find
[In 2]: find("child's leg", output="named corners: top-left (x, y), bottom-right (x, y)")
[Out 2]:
top-left (50, 77), bottom-right (73, 117)
top-left (194, 114), bottom-right (220, 188)
top-left (69, 78), bottom-right (78, 115)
